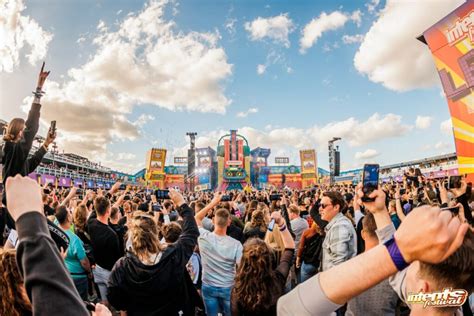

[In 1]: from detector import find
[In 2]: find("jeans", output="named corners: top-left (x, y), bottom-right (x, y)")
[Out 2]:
top-left (201, 283), bottom-right (232, 316)
top-left (73, 277), bottom-right (89, 301)
top-left (300, 261), bottom-right (318, 283)
top-left (93, 265), bottom-right (111, 302)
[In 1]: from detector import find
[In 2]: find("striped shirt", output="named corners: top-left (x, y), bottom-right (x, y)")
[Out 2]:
top-left (322, 212), bottom-right (357, 271)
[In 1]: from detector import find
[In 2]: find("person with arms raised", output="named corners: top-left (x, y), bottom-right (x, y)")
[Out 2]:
top-left (195, 192), bottom-right (243, 316)
top-left (5, 175), bottom-right (112, 316)
top-left (107, 188), bottom-right (202, 315)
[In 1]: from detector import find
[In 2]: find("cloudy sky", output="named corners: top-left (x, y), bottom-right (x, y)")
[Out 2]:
top-left (0, 0), bottom-right (464, 174)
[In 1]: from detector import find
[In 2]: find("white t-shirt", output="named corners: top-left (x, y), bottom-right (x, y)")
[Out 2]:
top-left (198, 227), bottom-right (243, 288)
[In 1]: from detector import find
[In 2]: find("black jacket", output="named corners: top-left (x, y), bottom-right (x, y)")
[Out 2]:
top-left (2, 103), bottom-right (46, 229)
top-left (16, 212), bottom-right (89, 316)
top-left (107, 204), bottom-right (202, 315)
top-left (2, 103), bottom-right (46, 185)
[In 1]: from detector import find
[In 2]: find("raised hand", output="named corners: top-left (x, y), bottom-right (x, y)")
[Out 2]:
top-left (395, 205), bottom-right (469, 263)
top-left (355, 183), bottom-right (387, 214)
top-left (5, 175), bottom-right (43, 221)
top-left (37, 61), bottom-right (50, 89)
top-left (169, 188), bottom-right (185, 207)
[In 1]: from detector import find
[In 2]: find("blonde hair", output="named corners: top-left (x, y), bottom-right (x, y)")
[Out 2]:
top-left (128, 212), bottom-right (163, 263)
top-left (264, 227), bottom-right (285, 262)
top-left (3, 118), bottom-right (25, 142)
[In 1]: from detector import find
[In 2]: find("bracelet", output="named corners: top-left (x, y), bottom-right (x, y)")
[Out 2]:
top-left (32, 87), bottom-right (45, 97)
top-left (279, 224), bottom-right (287, 232)
top-left (384, 238), bottom-right (408, 271)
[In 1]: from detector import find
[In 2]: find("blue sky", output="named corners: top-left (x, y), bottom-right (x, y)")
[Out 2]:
top-left (0, 0), bottom-right (465, 173)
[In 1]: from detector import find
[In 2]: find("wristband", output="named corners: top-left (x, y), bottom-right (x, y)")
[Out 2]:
top-left (279, 224), bottom-right (287, 232)
top-left (384, 238), bottom-right (408, 271)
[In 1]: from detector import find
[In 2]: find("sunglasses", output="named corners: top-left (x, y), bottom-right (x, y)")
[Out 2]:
top-left (320, 203), bottom-right (332, 209)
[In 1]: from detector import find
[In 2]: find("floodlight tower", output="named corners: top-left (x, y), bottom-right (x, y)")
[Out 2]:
top-left (328, 137), bottom-right (341, 185)
top-left (186, 132), bottom-right (197, 191)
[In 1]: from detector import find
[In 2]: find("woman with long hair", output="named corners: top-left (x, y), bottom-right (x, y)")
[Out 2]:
top-left (242, 209), bottom-right (267, 243)
top-left (232, 211), bottom-right (295, 315)
top-left (0, 249), bottom-right (32, 316)
top-left (107, 189), bottom-right (202, 315)
top-left (2, 63), bottom-right (54, 198)
top-left (1, 63), bottom-right (55, 238)
top-left (296, 222), bottom-right (324, 283)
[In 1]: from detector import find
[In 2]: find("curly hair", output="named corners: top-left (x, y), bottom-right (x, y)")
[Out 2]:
top-left (233, 238), bottom-right (280, 313)
top-left (128, 211), bottom-right (163, 264)
top-left (0, 249), bottom-right (32, 316)
top-left (73, 204), bottom-right (88, 234)
top-left (250, 210), bottom-right (266, 232)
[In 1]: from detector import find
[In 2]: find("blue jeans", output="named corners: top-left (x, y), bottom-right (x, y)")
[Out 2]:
top-left (201, 283), bottom-right (232, 316)
top-left (300, 261), bottom-right (318, 283)
top-left (93, 265), bottom-right (111, 302)
top-left (73, 277), bottom-right (88, 301)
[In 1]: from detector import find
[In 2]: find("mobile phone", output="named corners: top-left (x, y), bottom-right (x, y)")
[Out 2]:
top-left (50, 120), bottom-right (56, 133)
top-left (221, 195), bottom-right (231, 202)
top-left (270, 194), bottom-right (281, 201)
top-left (361, 164), bottom-right (379, 202)
top-left (448, 176), bottom-right (462, 189)
top-left (84, 301), bottom-right (96, 312)
top-left (440, 206), bottom-right (459, 215)
top-left (399, 188), bottom-right (406, 195)
top-left (268, 218), bottom-right (276, 231)
top-left (155, 189), bottom-right (170, 200)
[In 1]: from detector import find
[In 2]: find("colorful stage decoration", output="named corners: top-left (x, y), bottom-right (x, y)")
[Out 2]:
top-left (299, 149), bottom-right (318, 188)
top-left (145, 148), bottom-right (167, 188)
top-left (421, 0), bottom-right (474, 181)
top-left (217, 130), bottom-right (251, 190)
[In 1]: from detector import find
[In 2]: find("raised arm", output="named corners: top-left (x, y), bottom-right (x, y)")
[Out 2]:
top-left (169, 188), bottom-right (199, 265)
top-left (21, 63), bottom-right (50, 152)
top-left (195, 192), bottom-right (222, 227)
top-left (108, 181), bottom-right (122, 196)
top-left (278, 205), bottom-right (469, 315)
top-left (60, 186), bottom-right (77, 207)
top-left (6, 175), bottom-right (89, 316)
top-left (394, 186), bottom-right (406, 222)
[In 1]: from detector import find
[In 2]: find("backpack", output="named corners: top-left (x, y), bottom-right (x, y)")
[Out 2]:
top-left (302, 233), bottom-right (323, 266)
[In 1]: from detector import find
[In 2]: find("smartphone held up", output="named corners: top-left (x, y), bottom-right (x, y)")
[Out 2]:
top-left (361, 164), bottom-right (379, 202)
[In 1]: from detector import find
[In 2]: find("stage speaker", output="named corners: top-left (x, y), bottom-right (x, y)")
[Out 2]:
top-left (335, 151), bottom-right (340, 176)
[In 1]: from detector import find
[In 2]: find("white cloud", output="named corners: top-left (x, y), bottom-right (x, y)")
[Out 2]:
top-left (355, 149), bottom-right (380, 160)
top-left (244, 13), bottom-right (295, 47)
top-left (225, 17), bottom-right (237, 37)
top-left (186, 112), bottom-right (411, 155)
top-left (117, 152), bottom-right (136, 160)
top-left (257, 64), bottom-right (266, 75)
top-left (415, 115), bottom-right (433, 129)
top-left (76, 37), bottom-right (86, 44)
top-left (440, 119), bottom-right (453, 135)
top-left (22, 0), bottom-right (232, 165)
top-left (299, 10), bottom-right (360, 53)
top-left (237, 107), bottom-right (259, 118)
top-left (0, 0), bottom-right (53, 72)
top-left (342, 34), bottom-right (364, 44)
top-left (354, 0), bottom-right (464, 92)
top-left (134, 114), bottom-right (155, 126)
top-left (434, 141), bottom-right (451, 150)
top-left (351, 10), bottom-right (363, 27)
top-left (366, 0), bottom-right (380, 14)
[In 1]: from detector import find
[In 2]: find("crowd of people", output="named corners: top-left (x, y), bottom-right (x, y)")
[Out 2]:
top-left (1, 64), bottom-right (474, 316)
